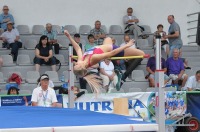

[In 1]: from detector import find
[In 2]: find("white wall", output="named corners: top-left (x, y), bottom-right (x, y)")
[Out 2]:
top-left (1, 0), bottom-right (199, 44)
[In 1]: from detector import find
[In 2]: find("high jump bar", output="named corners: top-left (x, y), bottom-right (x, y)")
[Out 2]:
top-left (72, 54), bottom-right (150, 60)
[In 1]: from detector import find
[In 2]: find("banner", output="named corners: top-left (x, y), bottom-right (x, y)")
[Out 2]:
top-left (0, 95), bottom-right (63, 107)
top-left (1, 95), bottom-right (32, 106)
top-left (63, 91), bottom-right (186, 120)
top-left (187, 93), bottom-right (200, 120)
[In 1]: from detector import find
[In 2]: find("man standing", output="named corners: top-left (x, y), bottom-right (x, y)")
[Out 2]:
top-left (31, 74), bottom-right (57, 107)
top-left (123, 7), bottom-right (143, 39)
top-left (164, 15), bottom-right (183, 57)
top-left (90, 20), bottom-right (106, 45)
top-left (166, 48), bottom-right (188, 89)
top-left (0, 5), bottom-right (14, 31)
top-left (0, 21), bottom-right (22, 61)
top-left (43, 23), bottom-right (60, 54)
top-left (185, 70), bottom-right (200, 91)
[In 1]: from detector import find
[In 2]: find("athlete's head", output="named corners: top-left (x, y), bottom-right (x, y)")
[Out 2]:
top-left (73, 61), bottom-right (87, 77)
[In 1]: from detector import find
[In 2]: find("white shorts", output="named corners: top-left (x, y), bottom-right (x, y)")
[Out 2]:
top-left (169, 74), bottom-right (187, 81)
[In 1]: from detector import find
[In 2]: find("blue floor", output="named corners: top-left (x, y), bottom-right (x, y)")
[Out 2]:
top-left (0, 106), bottom-right (155, 129)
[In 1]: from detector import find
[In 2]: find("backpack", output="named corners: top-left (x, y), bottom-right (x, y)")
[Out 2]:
top-left (8, 73), bottom-right (22, 85)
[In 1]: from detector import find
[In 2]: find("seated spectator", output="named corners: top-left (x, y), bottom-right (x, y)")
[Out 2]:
top-left (154, 24), bottom-right (169, 57)
top-left (90, 20), bottom-right (106, 45)
top-left (7, 86), bottom-right (19, 95)
top-left (110, 37), bottom-right (125, 70)
top-left (43, 23), bottom-right (60, 54)
top-left (84, 34), bottom-right (97, 51)
top-left (120, 34), bottom-right (136, 48)
top-left (100, 59), bottom-right (119, 92)
top-left (166, 48), bottom-right (188, 89)
top-left (119, 34), bottom-right (142, 85)
top-left (185, 70), bottom-right (200, 91)
top-left (34, 35), bottom-right (56, 71)
top-left (123, 7), bottom-right (144, 39)
top-left (72, 33), bottom-right (83, 60)
top-left (31, 74), bottom-right (57, 107)
top-left (0, 5), bottom-right (14, 31)
top-left (111, 37), bottom-right (116, 45)
top-left (0, 21), bottom-right (22, 61)
top-left (146, 50), bottom-right (170, 87)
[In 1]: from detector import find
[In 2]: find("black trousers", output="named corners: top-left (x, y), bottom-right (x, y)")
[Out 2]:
top-left (53, 43), bottom-right (60, 54)
top-left (121, 58), bottom-right (143, 81)
top-left (9, 41), bottom-right (22, 61)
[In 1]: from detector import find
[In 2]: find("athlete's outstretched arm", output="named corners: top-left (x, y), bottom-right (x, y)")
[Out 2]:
top-left (64, 30), bottom-right (83, 61)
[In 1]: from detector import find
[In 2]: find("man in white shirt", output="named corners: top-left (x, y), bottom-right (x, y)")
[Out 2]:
top-left (120, 34), bottom-right (136, 48)
top-left (0, 21), bottom-right (22, 61)
top-left (119, 34), bottom-right (143, 87)
top-left (31, 74), bottom-right (57, 107)
top-left (185, 70), bottom-right (200, 91)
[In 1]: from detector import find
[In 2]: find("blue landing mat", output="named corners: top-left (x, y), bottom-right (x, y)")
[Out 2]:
top-left (0, 106), bottom-right (154, 129)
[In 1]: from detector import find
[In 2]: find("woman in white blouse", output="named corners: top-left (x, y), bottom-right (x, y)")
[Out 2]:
top-left (100, 59), bottom-right (118, 92)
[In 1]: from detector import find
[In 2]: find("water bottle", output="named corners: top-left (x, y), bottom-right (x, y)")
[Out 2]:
top-left (60, 74), bottom-right (65, 82)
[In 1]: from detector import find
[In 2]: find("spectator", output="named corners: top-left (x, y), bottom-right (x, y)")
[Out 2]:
top-left (111, 37), bottom-right (116, 45)
top-left (118, 34), bottom-right (136, 70)
top-left (166, 48), bottom-right (188, 89)
top-left (0, 21), bottom-right (22, 61)
top-left (90, 20), bottom-right (106, 45)
top-left (185, 70), bottom-right (200, 91)
top-left (43, 23), bottom-right (60, 54)
top-left (0, 5), bottom-right (14, 31)
top-left (120, 34), bottom-right (136, 48)
top-left (123, 7), bottom-right (143, 39)
top-left (111, 37), bottom-right (126, 70)
top-left (84, 34), bottom-right (97, 51)
top-left (119, 34), bottom-right (143, 85)
top-left (164, 15), bottom-right (183, 57)
top-left (31, 74), bottom-right (57, 107)
top-left (146, 50), bottom-right (170, 87)
top-left (100, 59), bottom-right (119, 92)
top-left (7, 86), bottom-right (19, 95)
top-left (73, 33), bottom-right (83, 58)
top-left (154, 24), bottom-right (169, 57)
top-left (34, 35), bottom-right (56, 71)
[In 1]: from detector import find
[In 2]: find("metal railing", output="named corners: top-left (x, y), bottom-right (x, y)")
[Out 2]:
top-left (187, 12), bottom-right (199, 44)
top-left (187, 12), bottom-right (200, 16)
